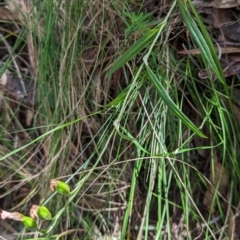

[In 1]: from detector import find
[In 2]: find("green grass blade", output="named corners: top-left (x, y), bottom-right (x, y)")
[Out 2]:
top-left (107, 23), bottom-right (166, 76)
top-left (144, 61), bottom-right (206, 138)
top-left (113, 120), bottom-right (150, 154)
top-left (105, 85), bottom-right (131, 107)
top-left (177, 0), bottom-right (225, 83)
top-left (0, 111), bottom-right (101, 161)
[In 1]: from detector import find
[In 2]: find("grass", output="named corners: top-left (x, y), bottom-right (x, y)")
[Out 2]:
top-left (0, 0), bottom-right (240, 239)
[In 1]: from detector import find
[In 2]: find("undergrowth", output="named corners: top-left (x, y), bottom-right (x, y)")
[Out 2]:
top-left (0, 0), bottom-right (239, 239)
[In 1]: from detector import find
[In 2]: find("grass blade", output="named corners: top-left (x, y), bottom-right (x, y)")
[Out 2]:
top-left (177, 0), bottom-right (225, 84)
top-left (107, 23), bottom-right (166, 76)
top-left (144, 60), bottom-right (206, 138)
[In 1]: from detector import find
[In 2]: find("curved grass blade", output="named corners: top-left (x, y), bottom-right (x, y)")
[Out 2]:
top-left (177, 0), bottom-right (225, 84)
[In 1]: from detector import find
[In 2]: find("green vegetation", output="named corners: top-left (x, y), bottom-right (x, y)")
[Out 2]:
top-left (0, 0), bottom-right (239, 239)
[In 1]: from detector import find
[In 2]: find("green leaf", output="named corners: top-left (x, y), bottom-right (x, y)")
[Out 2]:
top-left (105, 85), bottom-right (131, 107)
top-left (107, 23), bottom-right (166, 77)
top-left (177, 0), bottom-right (225, 83)
top-left (144, 63), bottom-right (207, 138)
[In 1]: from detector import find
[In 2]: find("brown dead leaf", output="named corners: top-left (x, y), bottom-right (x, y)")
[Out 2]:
top-left (178, 47), bottom-right (240, 55)
top-left (193, 0), bottom-right (240, 8)
top-left (222, 23), bottom-right (240, 42)
top-left (203, 151), bottom-right (228, 213)
top-left (213, 8), bottom-right (232, 28)
top-left (210, 0), bottom-right (240, 8)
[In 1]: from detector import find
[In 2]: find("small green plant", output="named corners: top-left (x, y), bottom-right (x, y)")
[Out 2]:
top-left (0, 179), bottom-right (71, 233)
top-left (122, 10), bottom-right (156, 34)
